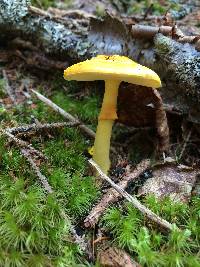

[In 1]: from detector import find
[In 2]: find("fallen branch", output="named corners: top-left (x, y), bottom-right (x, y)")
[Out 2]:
top-left (1, 1), bottom-right (200, 123)
top-left (32, 89), bottom-right (95, 139)
top-left (85, 159), bottom-right (150, 228)
top-left (7, 121), bottom-right (79, 135)
top-left (88, 159), bottom-right (174, 232)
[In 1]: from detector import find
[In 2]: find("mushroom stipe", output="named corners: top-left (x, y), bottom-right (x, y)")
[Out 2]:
top-left (64, 55), bottom-right (161, 174)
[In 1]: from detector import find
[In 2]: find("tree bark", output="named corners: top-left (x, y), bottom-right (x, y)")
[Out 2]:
top-left (0, 0), bottom-right (200, 123)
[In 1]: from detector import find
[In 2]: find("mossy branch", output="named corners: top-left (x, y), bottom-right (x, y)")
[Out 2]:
top-left (1, 0), bottom-right (200, 122)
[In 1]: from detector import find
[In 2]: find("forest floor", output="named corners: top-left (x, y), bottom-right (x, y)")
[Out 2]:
top-left (0, 0), bottom-right (200, 266)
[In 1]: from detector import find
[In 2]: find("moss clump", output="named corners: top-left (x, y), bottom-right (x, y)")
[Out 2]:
top-left (0, 87), bottom-right (100, 266)
top-left (0, 175), bottom-right (76, 266)
top-left (102, 196), bottom-right (200, 267)
top-left (0, 78), bottom-right (6, 98)
top-left (124, 0), bottom-right (181, 16)
top-left (1, 81), bottom-right (200, 266)
top-left (31, 0), bottom-right (73, 9)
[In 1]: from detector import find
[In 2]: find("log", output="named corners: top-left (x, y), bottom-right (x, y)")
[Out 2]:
top-left (0, 0), bottom-right (200, 123)
top-left (0, 0), bottom-right (95, 60)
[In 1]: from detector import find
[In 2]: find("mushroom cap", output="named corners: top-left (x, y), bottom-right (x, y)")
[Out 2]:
top-left (64, 55), bottom-right (161, 88)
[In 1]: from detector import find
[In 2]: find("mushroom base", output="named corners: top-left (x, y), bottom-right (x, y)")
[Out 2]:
top-left (93, 120), bottom-right (114, 174)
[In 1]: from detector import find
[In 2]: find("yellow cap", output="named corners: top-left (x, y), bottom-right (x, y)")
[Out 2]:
top-left (64, 55), bottom-right (161, 88)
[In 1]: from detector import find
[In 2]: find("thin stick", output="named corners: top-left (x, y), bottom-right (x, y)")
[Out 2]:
top-left (32, 90), bottom-right (95, 139)
top-left (22, 148), bottom-right (88, 252)
top-left (21, 148), bottom-right (53, 193)
top-left (22, 148), bottom-right (88, 251)
top-left (85, 159), bottom-right (150, 227)
top-left (7, 121), bottom-right (79, 135)
top-left (88, 159), bottom-right (174, 232)
top-left (3, 132), bottom-right (88, 251)
top-left (2, 69), bottom-right (16, 104)
top-left (4, 130), bottom-right (47, 160)
top-left (179, 128), bottom-right (192, 160)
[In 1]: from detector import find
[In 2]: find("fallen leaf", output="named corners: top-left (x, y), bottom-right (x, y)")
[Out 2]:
top-left (138, 162), bottom-right (199, 202)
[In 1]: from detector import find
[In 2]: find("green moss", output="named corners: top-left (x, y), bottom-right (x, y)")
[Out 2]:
top-left (31, 0), bottom-right (55, 9)
top-left (1, 80), bottom-right (200, 266)
top-left (0, 86), bottom-right (100, 266)
top-left (52, 91), bottom-right (100, 127)
top-left (95, 4), bottom-right (106, 17)
top-left (125, 0), bottom-right (181, 16)
top-left (102, 195), bottom-right (200, 267)
top-left (0, 78), bottom-right (6, 98)
top-left (31, 0), bottom-right (73, 9)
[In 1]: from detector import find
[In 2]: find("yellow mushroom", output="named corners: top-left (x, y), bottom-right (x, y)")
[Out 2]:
top-left (64, 55), bottom-right (161, 174)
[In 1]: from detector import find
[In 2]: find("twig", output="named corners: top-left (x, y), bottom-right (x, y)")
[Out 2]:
top-left (22, 148), bottom-right (88, 252)
top-left (2, 69), bottom-right (17, 104)
top-left (88, 159), bottom-right (174, 232)
top-left (22, 147), bottom-right (88, 252)
top-left (4, 130), bottom-right (47, 160)
top-left (7, 121), bottom-right (79, 135)
top-left (21, 148), bottom-right (53, 193)
top-left (178, 128), bottom-right (192, 160)
top-left (3, 130), bottom-right (88, 252)
top-left (47, 7), bottom-right (96, 19)
top-left (143, 3), bottom-right (154, 19)
top-left (31, 90), bottom-right (95, 139)
top-left (131, 24), bottom-right (200, 51)
top-left (29, 5), bottom-right (51, 18)
top-left (85, 159), bottom-right (150, 228)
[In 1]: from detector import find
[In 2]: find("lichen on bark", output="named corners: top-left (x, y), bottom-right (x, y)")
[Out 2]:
top-left (154, 34), bottom-right (200, 100)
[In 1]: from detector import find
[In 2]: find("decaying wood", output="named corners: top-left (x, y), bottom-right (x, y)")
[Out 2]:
top-left (0, 0), bottom-right (92, 59)
top-left (85, 159), bottom-right (150, 228)
top-left (87, 159), bottom-right (174, 232)
top-left (97, 246), bottom-right (141, 267)
top-left (1, 1), bottom-right (200, 123)
top-left (131, 24), bottom-right (200, 50)
top-left (32, 90), bottom-right (95, 139)
top-left (152, 88), bottom-right (169, 153)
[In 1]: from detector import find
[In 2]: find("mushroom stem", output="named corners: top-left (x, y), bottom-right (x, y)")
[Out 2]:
top-left (93, 80), bottom-right (120, 174)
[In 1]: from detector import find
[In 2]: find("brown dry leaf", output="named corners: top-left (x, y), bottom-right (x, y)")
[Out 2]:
top-left (138, 162), bottom-right (199, 202)
top-left (117, 84), bottom-right (169, 153)
top-left (152, 88), bottom-right (169, 153)
top-left (118, 83), bottom-right (156, 127)
top-left (89, 14), bottom-right (138, 56)
top-left (97, 246), bottom-right (141, 267)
